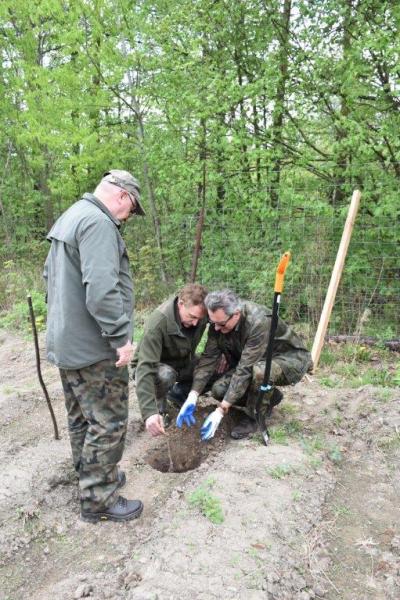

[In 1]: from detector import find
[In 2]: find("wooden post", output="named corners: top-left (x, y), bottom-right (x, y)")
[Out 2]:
top-left (311, 190), bottom-right (361, 371)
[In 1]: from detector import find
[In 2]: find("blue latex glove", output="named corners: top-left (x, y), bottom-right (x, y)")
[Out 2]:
top-left (176, 391), bottom-right (199, 428)
top-left (200, 408), bottom-right (224, 441)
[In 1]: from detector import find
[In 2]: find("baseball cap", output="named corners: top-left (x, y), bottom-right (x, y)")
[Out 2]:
top-left (102, 170), bottom-right (146, 216)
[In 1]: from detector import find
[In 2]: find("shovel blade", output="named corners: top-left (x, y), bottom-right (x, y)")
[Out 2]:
top-left (261, 427), bottom-right (270, 446)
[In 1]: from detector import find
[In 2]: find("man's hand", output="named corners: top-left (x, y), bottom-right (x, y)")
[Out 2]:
top-left (115, 340), bottom-right (134, 367)
top-left (200, 407), bottom-right (224, 441)
top-left (145, 414), bottom-right (166, 437)
top-left (176, 391), bottom-right (199, 428)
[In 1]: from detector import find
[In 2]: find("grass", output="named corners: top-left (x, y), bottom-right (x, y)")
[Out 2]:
top-left (375, 389), bottom-right (393, 403)
top-left (280, 402), bottom-right (298, 416)
top-left (377, 432), bottom-right (400, 453)
top-left (333, 503), bottom-right (352, 517)
top-left (328, 444), bottom-right (344, 464)
top-left (267, 464), bottom-right (293, 479)
top-left (300, 435), bottom-right (325, 455)
top-left (317, 342), bottom-right (399, 388)
top-left (319, 376), bottom-right (338, 388)
top-left (269, 426), bottom-right (289, 445)
top-left (187, 477), bottom-right (224, 524)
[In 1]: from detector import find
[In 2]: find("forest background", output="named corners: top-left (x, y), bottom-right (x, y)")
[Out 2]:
top-left (0, 0), bottom-right (399, 342)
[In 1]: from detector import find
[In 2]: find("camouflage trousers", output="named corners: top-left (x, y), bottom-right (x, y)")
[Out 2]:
top-left (152, 359), bottom-right (199, 406)
top-left (59, 359), bottom-right (129, 511)
top-left (210, 360), bottom-right (289, 419)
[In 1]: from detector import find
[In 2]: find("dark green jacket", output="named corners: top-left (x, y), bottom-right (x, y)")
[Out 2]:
top-left (132, 296), bottom-right (207, 420)
top-left (192, 300), bottom-right (312, 405)
top-left (44, 194), bottom-right (133, 369)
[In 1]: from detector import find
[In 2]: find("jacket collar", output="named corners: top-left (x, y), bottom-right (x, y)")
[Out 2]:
top-left (159, 296), bottom-right (185, 336)
top-left (82, 193), bottom-right (121, 228)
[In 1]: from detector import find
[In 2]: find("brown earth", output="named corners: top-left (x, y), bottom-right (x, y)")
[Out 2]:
top-left (0, 329), bottom-right (399, 600)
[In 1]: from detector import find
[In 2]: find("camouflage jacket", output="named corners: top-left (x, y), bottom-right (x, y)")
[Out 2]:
top-left (192, 300), bottom-right (312, 405)
top-left (132, 296), bottom-right (207, 420)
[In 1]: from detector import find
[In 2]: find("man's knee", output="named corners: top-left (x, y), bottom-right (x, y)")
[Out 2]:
top-left (211, 377), bottom-right (230, 400)
top-left (155, 364), bottom-right (177, 397)
top-left (252, 361), bottom-right (287, 387)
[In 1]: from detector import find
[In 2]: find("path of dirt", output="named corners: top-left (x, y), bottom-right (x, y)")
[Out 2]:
top-left (0, 330), bottom-right (399, 600)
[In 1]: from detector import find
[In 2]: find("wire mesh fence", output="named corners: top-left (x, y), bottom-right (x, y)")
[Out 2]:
top-left (131, 186), bottom-right (399, 342)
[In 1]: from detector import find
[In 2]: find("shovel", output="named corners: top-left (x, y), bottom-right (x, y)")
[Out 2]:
top-left (255, 251), bottom-right (291, 445)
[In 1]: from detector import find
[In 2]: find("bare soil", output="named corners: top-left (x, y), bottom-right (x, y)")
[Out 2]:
top-left (0, 329), bottom-right (399, 600)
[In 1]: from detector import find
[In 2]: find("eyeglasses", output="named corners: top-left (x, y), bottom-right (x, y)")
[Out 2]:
top-left (109, 182), bottom-right (137, 215)
top-left (208, 313), bottom-right (235, 327)
top-left (124, 190), bottom-right (137, 215)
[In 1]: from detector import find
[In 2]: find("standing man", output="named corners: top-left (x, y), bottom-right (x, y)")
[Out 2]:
top-left (44, 169), bottom-right (146, 523)
top-left (177, 289), bottom-right (312, 440)
top-left (132, 284), bottom-right (208, 436)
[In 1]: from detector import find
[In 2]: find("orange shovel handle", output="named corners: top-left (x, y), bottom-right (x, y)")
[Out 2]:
top-left (274, 252), bottom-right (291, 293)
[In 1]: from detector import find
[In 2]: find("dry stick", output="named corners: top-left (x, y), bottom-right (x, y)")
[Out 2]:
top-left (311, 190), bottom-right (361, 371)
top-left (27, 295), bottom-right (60, 440)
top-left (163, 432), bottom-right (175, 473)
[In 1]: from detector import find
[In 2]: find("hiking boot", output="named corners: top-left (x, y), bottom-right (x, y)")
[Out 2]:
top-left (230, 415), bottom-right (258, 440)
top-left (167, 382), bottom-right (191, 408)
top-left (117, 470), bottom-right (126, 490)
top-left (81, 496), bottom-right (143, 523)
top-left (265, 388), bottom-right (283, 418)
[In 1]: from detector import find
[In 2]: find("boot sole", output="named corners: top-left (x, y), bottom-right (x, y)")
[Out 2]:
top-left (81, 503), bottom-right (143, 523)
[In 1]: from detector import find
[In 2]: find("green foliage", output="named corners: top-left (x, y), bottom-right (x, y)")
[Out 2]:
top-left (0, 290), bottom-right (47, 334)
top-left (187, 478), bottom-right (224, 524)
top-left (0, 0), bottom-right (398, 340)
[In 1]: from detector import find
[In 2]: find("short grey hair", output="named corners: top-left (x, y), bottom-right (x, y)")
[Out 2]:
top-left (205, 289), bottom-right (241, 316)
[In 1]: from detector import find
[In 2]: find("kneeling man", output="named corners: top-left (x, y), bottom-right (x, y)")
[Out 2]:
top-left (177, 289), bottom-right (312, 440)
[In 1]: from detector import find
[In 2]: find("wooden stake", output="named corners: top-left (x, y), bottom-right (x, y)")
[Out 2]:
top-left (311, 190), bottom-right (361, 371)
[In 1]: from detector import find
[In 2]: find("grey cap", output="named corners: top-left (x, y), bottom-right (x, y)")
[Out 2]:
top-left (102, 169), bottom-right (146, 216)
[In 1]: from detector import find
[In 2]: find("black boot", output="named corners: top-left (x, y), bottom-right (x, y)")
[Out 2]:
top-left (265, 388), bottom-right (283, 418)
top-left (167, 382), bottom-right (192, 407)
top-left (81, 496), bottom-right (143, 523)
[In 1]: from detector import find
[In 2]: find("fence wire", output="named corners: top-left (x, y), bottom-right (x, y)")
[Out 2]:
top-left (144, 196), bottom-right (399, 341)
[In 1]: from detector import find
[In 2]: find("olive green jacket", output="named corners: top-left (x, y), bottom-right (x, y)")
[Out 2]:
top-left (132, 296), bottom-right (207, 420)
top-left (192, 300), bottom-right (312, 405)
top-left (44, 194), bottom-right (133, 369)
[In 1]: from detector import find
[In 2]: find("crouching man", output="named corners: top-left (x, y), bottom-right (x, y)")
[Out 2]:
top-left (132, 284), bottom-right (208, 436)
top-left (176, 289), bottom-right (312, 440)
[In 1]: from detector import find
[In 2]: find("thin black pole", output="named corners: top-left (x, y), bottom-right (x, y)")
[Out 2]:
top-left (27, 295), bottom-right (60, 440)
top-left (255, 252), bottom-right (291, 445)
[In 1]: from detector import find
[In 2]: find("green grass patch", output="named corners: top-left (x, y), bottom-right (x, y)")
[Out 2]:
top-left (301, 435), bottom-right (325, 455)
top-left (0, 289), bottom-right (47, 334)
top-left (328, 444), bottom-right (344, 464)
top-left (377, 432), bottom-right (400, 453)
top-left (319, 376), bottom-right (337, 388)
top-left (280, 402), bottom-right (298, 416)
top-left (267, 464), bottom-right (293, 479)
top-left (187, 477), bottom-right (224, 524)
top-left (269, 427), bottom-right (289, 445)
